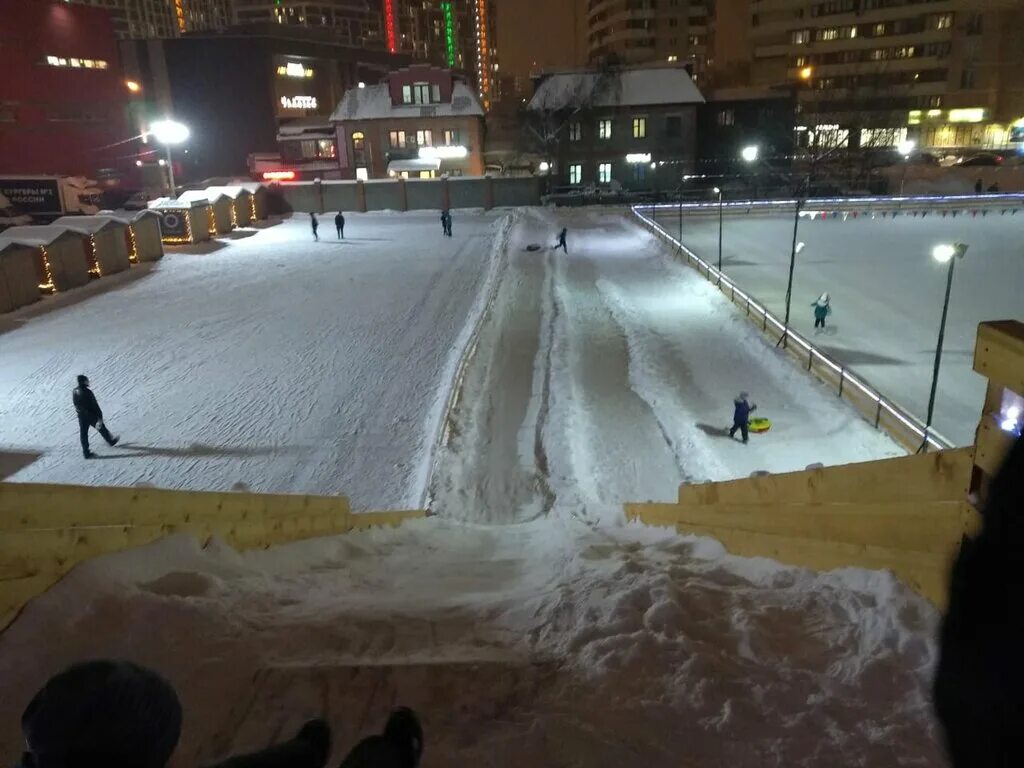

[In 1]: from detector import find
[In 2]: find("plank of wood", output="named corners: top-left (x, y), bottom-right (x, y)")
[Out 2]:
top-left (676, 448), bottom-right (974, 506)
top-left (973, 320), bottom-right (1024, 394)
top-left (974, 415), bottom-right (1017, 476)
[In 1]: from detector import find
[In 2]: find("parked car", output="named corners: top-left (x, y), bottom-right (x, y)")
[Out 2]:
top-left (959, 153), bottom-right (1004, 166)
top-left (122, 191), bottom-right (152, 211)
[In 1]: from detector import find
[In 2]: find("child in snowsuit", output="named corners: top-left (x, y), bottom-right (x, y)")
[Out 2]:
top-left (729, 392), bottom-right (757, 443)
top-left (555, 227), bottom-right (568, 253)
top-left (812, 292), bottom-right (832, 329)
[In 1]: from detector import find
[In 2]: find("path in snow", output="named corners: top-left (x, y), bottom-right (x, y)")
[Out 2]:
top-left (431, 208), bottom-right (901, 524)
top-left (656, 209), bottom-right (1024, 446)
top-left (0, 212), bottom-right (507, 509)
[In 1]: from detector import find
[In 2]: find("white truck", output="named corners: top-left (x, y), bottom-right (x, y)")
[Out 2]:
top-left (0, 193), bottom-right (32, 232)
top-left (0, 176), bottom-right (103, 219)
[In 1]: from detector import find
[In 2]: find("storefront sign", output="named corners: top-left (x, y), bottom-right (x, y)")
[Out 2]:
top-left (280, 95), bottom-right (318, 110)
top-left (0, 179), bottom-right (61, 214)
top-left (159, 210), bottom-right (188, 238)
top-left (277, 62), bottom-right (314, 78)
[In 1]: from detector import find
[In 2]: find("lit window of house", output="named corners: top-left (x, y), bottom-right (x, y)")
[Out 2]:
top-left (569, 164), bottom-right (582, 184)
top-left (569, 122), bottom-right (582, 141)
top-left (598, 163), bottom-right (612, 183)
top-left (632, 117), bottom-right (647, 138)
top-left (598, 119), bottom-right (612, 139)
top-left (389, 130), bottom-right (406, 148)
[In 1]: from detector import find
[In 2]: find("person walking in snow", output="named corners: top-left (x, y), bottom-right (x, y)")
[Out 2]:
top-left (73, 374), bottom-right (119, 458)
top-left (440, 210), bottom-right (452, 237)
top-left (812, 292), bottom-right (832, 330)
top-left (310, 212), bottom-right (319, 241)
top-left (554, 227), bottom-right (568, 253)
top-left (335, 212), bottom-right (345, 239)
top-left (729, 392), bottom-right (757, 444)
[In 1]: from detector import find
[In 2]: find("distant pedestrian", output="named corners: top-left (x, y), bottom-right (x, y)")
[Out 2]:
top-left (988, 181), bottom-right (1000, 193)
top-left (440, 210), bottom-right (452, 237)
top-left (729, 391), bottom-right (757, 444)
top-left (335, 212), bottom-right (345, 239)
top-left (812, 292), bottom-right (832, 330)
top-left (310, 212), bottom-right (319, 241)
top-left (974, 178), bottom-right (983, 194)
top-left (555, 227), bottom-right (567, 253)
top-left (73, 374), bottom-right (118, 458)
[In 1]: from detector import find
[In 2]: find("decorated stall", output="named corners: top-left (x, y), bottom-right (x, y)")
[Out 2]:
top-left (178, 190), bottom-right (232, 235)
top-left (149, 199), bottom-right (212, 245)
top-left (53, 216), bottom-right (131, 277)
top-left (0, 240), bottom-right (41, 312)
top-left (100, 209), bottom-right (164, 262)
top-left (0, 226), bottom-right (90, 292)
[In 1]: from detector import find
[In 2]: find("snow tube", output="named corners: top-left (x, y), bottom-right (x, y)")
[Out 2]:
top-left (525, 244), bottom-right (542, 252)
top-left (748, 417), bottom-right (772, 434)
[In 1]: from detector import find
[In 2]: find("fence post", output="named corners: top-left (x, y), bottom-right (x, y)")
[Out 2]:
top-left (838, 368), bottom-right (845, 398)
top-left (483, 175), bottom-right (495, 210)
top-left (441, 176), bottom-right (451, 212)
top-left (763, 309), bottom-right (768, 331)
top-left (355, 179), bottom-right (367, 213)
top-left (808, 348), bottom-right (814, 371)
top-left (397, 177), bottom-right (408, 212)
top-left (875, 400), bottom-right (882, 428)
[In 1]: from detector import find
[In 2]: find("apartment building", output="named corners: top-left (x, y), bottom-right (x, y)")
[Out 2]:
top-left (232, 0), bottom-right (384, 48)
top-left (331, 65), bottom-right (487, 179)
top-left (739, 0), bottom-right (1024, 150)
top-left (65, 0), bottom-right (232, 38)
top-left (585, 0), bottom-right (714, 85)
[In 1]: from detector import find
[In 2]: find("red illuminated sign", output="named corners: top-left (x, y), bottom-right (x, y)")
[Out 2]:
top-left (262, 170), bottom-right (297, 181)
top-left (384, 0), bottom-right (397, 53)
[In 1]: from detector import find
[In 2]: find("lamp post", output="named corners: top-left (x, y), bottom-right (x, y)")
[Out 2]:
top-left (920, 242), bottom-right (968, 452)
top-left (897, 139), bottom-right (916, 196)
top-left (149, 119), bottom-right (189, 195)
top-left (713, 186), bottom-right (723, 284)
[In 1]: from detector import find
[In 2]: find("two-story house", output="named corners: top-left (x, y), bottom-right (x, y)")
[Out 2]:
top-left (330, 65), bottom-right (486, 180)
top-left (528, 66), bottom-right (705, 192)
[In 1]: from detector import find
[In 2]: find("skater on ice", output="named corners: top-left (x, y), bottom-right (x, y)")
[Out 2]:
top-left (335, 211), bottom-right (345, 239)
top-left (554, 227), bottom-right (568, 253)
top-left (73, 374), bottom-right (119, 458)
top-left (729, 391), bottom-right (757, 444)
top-left (812, 292), bottom-right (832, 330)
top-left (310, 212), bottom-right (319, 241)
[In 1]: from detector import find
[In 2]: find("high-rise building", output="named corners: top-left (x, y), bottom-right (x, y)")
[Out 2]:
top-left (232, 0), bottom-right (384, 48)
top-left (383, 1), bottom-right (500, 107)
top-left (64, 0), bottom-right (232, 38)
top-left (585, 0), bottom-right (714, 85)
top-left (727, 0), bottom-right (1024, 151)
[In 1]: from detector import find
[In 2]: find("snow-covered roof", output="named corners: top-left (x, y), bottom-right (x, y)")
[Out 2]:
top-left (528, 67), bottom-right (705, 111)
top-left (204, 185), bottom-right (249, 200)
top-left (150, 197), bottom-right (209, 210)
top-left (178, 190), bottom-right (227, 204)
top-left (331, 81), bottom-right (485, 122)
top-left (278, 117), bottom-right (333, 137)
top-left (98, 209), bottom-right (163, 224)
top-left (0, 225), bottom-right (87, 248)
top-left (52, 215), bottom-right (126, 234)
top-left (388, 158), bottom-right (441, 174)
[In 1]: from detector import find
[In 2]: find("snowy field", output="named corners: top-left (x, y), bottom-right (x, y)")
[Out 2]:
top-left (0, 211), bottom-right (507, 509)
top-left (655, 208), bottom-right (1024, 446)
top-left (0, 209), bottom-right (948, 766)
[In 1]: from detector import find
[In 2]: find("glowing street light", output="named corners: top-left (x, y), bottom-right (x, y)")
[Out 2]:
top-left (921, 242), bottom-right (969, 451)
top-left (741, 145), bottom-right (759, 163)
top-left (149, 119), bottom-right (189, 194)
top-left (898, 139), bottom-right (916, 157)
top-left (125, 80), bottom-right (141, 93)
top-left (538, 161), bottom-right (550, 173)
top-left (799, 66), bottom-right (813, 81)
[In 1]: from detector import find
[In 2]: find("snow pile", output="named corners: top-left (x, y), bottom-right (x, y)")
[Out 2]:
top-left (0, 516), bottom-right (944, 766)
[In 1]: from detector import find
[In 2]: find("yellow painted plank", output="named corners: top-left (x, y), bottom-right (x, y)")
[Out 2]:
top-left (973, 320), bottom-right (1024, 394)
top-left (677, 448), bottom-right (974, 506)
top-left (975, 416), bottom-right (1017, 476)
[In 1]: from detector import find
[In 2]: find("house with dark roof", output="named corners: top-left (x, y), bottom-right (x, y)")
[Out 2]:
top-left (528, 65), bottom-right (705, 192)
top-left (330, 65), bottom-right (487, 180)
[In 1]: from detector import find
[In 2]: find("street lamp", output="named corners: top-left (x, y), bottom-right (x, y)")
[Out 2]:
top-left (713, 186), bottom-right (724, 284)
top-left (741, 145), bottom-right (759, 163)
top-left (920, 242), bottom-right (968, 452)
top-left (778, 239), bottom-right (806, 347)
top-left (149, 119), bottom-right (189, 195)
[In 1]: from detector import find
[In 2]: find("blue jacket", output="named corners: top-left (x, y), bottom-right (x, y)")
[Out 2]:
top-left (733, 398), bottom-right (755, 425)
top-left (813, 302), bottom-right (832, 320)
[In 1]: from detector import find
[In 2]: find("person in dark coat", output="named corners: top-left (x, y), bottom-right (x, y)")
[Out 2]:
top-left (555, 227), bottom-right (568, 253)
top-left (987, 181), bottom-right (1000, 193)
top-left (73, 375), bottom-right (118, 458)
top-left (310, 212), bottom-right (319, 241)
top-left (20, 659), bottom-right (182, 768)
top-left (440, 210), bottom-right (452, 237)
top-left (934, 435), bottom-right (1023, 767)
top-left (339, 707), bottom-right (422, 768)
top-left (974, 178), bottom-right (983, 194)
top-left (335, 212), bottom-right (345, 239)
top-left (207, 720), bottom-right (331, 768)
top-left (729, 391), bottom-right (757, 443)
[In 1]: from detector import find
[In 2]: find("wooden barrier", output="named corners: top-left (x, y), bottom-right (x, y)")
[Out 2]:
top-left (626, 447), bottom-right (979, 606)
top-left (0, 482), bottom-right (426, 631)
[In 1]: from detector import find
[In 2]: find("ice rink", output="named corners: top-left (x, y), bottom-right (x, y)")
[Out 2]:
top-left (654, 206), bottom-right (1024, 445)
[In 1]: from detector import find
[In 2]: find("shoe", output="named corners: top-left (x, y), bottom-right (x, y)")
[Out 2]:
top-left (109, 435), bottom-right (120, 447)
top-left (83, 451), bottom-right (95, 459)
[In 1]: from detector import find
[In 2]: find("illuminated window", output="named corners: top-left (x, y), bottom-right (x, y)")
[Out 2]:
top-left (717, 109), bottom-right (734, 127)
top-left (389, 130), bottom-right (406, 148)
top-left (352, 132), bottom-right (365, 151)
top-left (933, 13), bottom-right (953, 30)
top-left (416, 129), bottom-right (432, 146)
top-left (403, 82), bottom-right (436, 105)
top-left (792, 29), bottom-right (810, 44)
top-left (443, 129), bottom-right (459, 145)
top-left (598, 119), bottom-right (612, 139)
top-left (598, 163), bottom-right (612, 183)
top-left (569, 164), bottom-right (582, 184)
top-left (317, 139), bottom-right (337, 159)
top-left (632, 117), bottom-right (647, 139)
top-left (45, 56), bottom-right (107, 69)
top-left (569, 122), bottom-right (581, 141)
top-left (873, 23), bottom-right (885, 35)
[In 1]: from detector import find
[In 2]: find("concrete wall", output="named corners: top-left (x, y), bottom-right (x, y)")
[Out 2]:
top-left (363, 180), bottom-right (404, 211)
top-left (406, 178), bottom-right (445, 210)
top-left (282, 177), bottom-right (541, 213)
top-left (0, 482), bottom-right (427, 630)
top-left (321, 181), bottom-right (361, 214)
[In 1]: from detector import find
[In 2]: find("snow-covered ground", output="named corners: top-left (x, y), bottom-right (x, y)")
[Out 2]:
top-left (654, 208), bottom-right (1024, 446)
top-left (0, 208), bottom-right (947, 766)
top-left (0, 211), bottom-right (508, 509)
